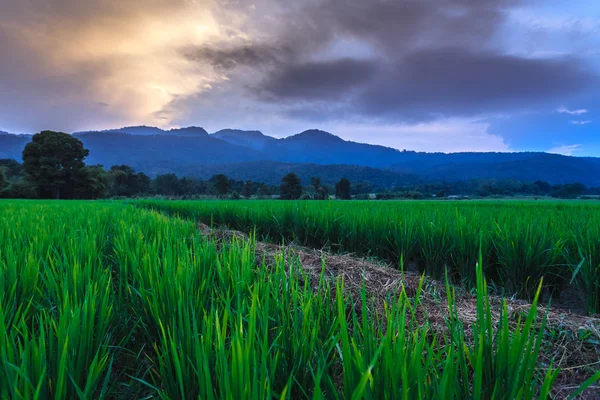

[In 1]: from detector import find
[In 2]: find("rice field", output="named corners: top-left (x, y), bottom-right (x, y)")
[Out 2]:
top-left (1, 200), bottom-right (599, 399)
top-left (137, 199), bottom-right (600, 315)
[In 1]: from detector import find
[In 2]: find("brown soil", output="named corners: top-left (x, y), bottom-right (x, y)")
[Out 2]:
top-left (198, 223), bottom-right (600, 399)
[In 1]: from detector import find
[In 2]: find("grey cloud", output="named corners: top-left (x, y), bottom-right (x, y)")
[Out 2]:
top-left (356, 49), bottom-right (596, 118)
top-left (180, 0), bottom-right (597, 123)
top-left (313, 0), bottom-right (513, 51)
top-left (1, 0), bottom-right (598, 132)
top-left (184, 44), bottom-right (288, 72)
top-left (260, 0), bottom-right (597, 121)
top-left (256, 58), bottom-right (378, 101)
top-left (241, 47), bottom-right (595, 122)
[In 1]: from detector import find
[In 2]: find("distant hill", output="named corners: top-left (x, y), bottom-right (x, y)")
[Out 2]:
top-left (71, 131), bottom-right (262, 176)
top-left (384, 152), bottom-right (600, 185)
top-left (2, 126), bottom-right (600, 187)
top-left (265, 129), bottom-right (405, 168)
top-left (0, 133), bottom-right (31, 161)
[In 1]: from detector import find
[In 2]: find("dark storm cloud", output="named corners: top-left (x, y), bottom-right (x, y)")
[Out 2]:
top-left (311, 0), bottom-right (514, 51)
top-left (185, 0), bottom-right (596, 122)
top-left (256, 58), bottom-right (378, 101)
top-left (356, 48), bottom-right (596, 118)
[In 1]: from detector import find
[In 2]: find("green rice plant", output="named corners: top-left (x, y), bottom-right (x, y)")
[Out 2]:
top-left (449, 211), bottom-right (490, 289)
top-left (335, 249), bottom-right (561, 399)
top-left (492, 219), bottom-right (564, 300)
top-left (0, 202), bottom-right (116, 399)
top-left (2, 199), bottom-right (599, 399)
top-left (461, 249), bottom-right (559, 399)
top-left (386, 216), bottom-right (418, 267)
top-left (564, 222), bottom-right (600, 315)
top-left (415, 217), bottom-right (454, 280)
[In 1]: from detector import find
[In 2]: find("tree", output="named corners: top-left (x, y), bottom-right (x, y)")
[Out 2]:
top-left (335, 177), bottom-right (351, 200)
top-left (210, 174), bottom-right (231, 198)
top-left (0, 159), bottom-right (24, 179)
top-left (137, 172), bottom-right (151, 195)
top-left (533, 180), bottom-right (551, 195)
top-left (109, 165), bottom-right (150, 197)
top-left (153, 173), bottom-right (180, 196)
top-left (22, 131), bottom-right (89, 199)
top-left (310, 177), bottom-right (321, 192)
top-left (178, 177), bottom-right (203, 197)
top-left (4, 177), bottom-right (36, 199)
top-left (315, 185), bottom-right (329, 200)
top-left (242, 180), bottom-right (253, 199)
top-left (310, 176), bottom-right (328, 200)
top-left (257, 183), bottom-right (270, 198)
top-left (551, 182), bottom-right (586, 199)
top-left (0, 168), bottom-right (9, 193)
top-left (280, 173), bottom-right (302, 200)
top-left (73, 165), bottom-right (109, 199)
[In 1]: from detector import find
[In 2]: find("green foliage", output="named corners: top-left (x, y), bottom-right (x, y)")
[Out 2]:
top-left (4, 177), bottom-right (37, 199)
top-left (211, 174), bottom-right (231, 197)
top-left (152, 173), bottom-right (180, 196)
top-left (564, 223), bottom-right (600, 315)
top-left (108, 165), bottom-right (150, 197)
top-left (0, 159), bottom-right (24, 178)
top-left (256, 183), bottom-right (271, 198)
top-left (280, 173), bottom-right (302, 200)
top-left (22, 131), bottom-right (89, 199)
top-left (0, 168), bottom-right (8, 193)
top-left (335, 177), bottom-right (352, 199)
top-left (310, 177), bottom-right (329, 200)
top-left (73, 165), bottom-right (110, 199)
top-left (242, 180), bottom-right (253, 198)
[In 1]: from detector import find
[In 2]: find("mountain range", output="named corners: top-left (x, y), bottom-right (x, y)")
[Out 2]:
top-left (2, 126), bottom-right (600, 187)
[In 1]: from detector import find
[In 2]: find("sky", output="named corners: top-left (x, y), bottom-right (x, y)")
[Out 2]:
top-left (0, 0), bottom-right (599, 155)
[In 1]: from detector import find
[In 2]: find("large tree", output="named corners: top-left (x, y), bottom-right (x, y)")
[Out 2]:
top-left (210, 174), bottom-right (231, 198)
top-left (335, 177), bottom-right (351, 200)
top-left (280, 173), bottom-right (302, 200)
top-left (22, 130), bottom-right (89, 199)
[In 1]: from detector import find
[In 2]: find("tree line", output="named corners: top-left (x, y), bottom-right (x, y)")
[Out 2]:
top-left (0, 130), bottom-right (596, 200)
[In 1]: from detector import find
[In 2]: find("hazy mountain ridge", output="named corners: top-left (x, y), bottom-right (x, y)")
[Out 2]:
top-left (212, 129), bottom-right (276, 150)
top-left (75, 125), bottom-right (209, 137)
top-left (1, 127), bottom-right (600, 187)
